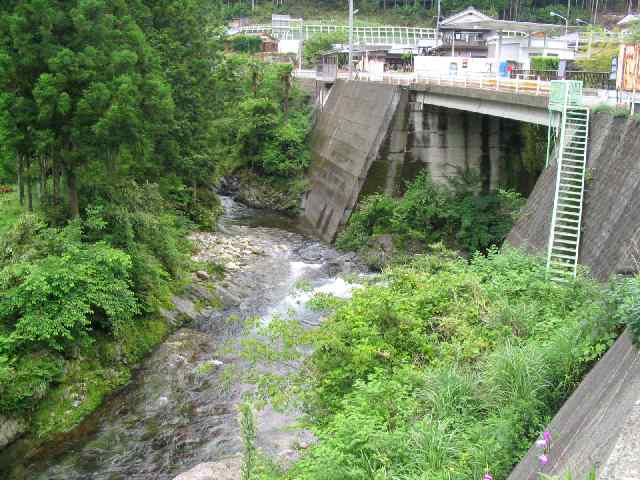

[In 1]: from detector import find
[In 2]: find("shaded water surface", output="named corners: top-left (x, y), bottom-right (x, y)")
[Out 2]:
top-left (2, 198), bottom-right (361, 480)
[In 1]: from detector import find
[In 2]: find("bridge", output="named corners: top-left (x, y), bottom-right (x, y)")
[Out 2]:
top-left (304, 77), bottom-right (592, 281)
top-left (295, 69), bottom-right (612, 126)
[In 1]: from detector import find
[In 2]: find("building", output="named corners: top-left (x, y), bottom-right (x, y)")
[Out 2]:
top-left (416, 7), bottom-right (577, 76)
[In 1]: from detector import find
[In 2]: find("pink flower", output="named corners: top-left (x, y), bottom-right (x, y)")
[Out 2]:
top-left (535, 439), bottom-right (547, 449)
top-left (543, 431), bottom-right (552, 444)
top-left (538, 454), bottom-right (549, 465)
top-left (483, 474), bottom-right (493, 480)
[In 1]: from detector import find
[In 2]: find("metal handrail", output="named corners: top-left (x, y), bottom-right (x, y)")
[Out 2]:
top-left (294, 69), bottom-right (552, 95)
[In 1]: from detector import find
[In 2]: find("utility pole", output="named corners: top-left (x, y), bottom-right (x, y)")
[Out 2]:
top-left (436, 0), bottom-right (441, 49)
top-left (348, 0), bottom-right (354, 80)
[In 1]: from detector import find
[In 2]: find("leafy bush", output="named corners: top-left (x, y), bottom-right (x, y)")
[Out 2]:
top-left (592, 104), bottom-right (630, 118)
top-left (303, 32), bottom-right (347, 67)
top-left (229, 35), bottom-right (263, 54)
top-left (82, 181), bottom-right (192, 312)
top-left (336, 171), bottom-right (524, 255)
top-left (1, 234), bottom-right (138, 351)
top-left (530, 56), bottom-right (559, 71)
top-left (0, 353), bottom-right (64, 414)
top-left (0, 217), bottom-right (141, 414)
top-left (238, 248), bottom-right (624, 480)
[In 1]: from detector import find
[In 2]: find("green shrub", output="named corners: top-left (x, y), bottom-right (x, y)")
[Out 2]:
top-left (0, 352), bottom-right (64, 414)
top-left (229, 35), bottom-right (263, 54)
top-left (530, 56), bottom-right (559, 71)
top-left (336, 171), bottom-right (524, 256)
top-left (303, 32), bottom-right (348, 67)
top-left (592, 104), bottom-right (630, 118)
top-left (0, 220), bottom-right (138, 352)
top-left (82, 181), bottom-right (192, 312)
top-left (238, 248), bottom-right (623, 480)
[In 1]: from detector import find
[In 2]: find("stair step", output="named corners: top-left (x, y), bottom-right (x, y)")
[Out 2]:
top-left (550, 260), bottom-right (575, 269)
top-left (553, 239), bottom-right (578, 247)
top-left (555, 232), bottom-right (579, 239)
top-left (559, 189), bottom-right (583, 195)
top-left (559, 173), bottom-right (585, 179)
top-left (550, 253), bottom-right (578, 261)
top-left (556, 219), bottom-right (581, 226)
top-left (552, 247), bottom-right (578, 255)
top-left (559, 181), bottom-right (582, 187)
top-left (558, 199), bottom-right (582, 206)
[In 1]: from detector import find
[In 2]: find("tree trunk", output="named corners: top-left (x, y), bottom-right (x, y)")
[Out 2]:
top-left (53, 162), bottom-right (61, 203)
top-left (65, 164), bottom-right (80, 218)
top-left (26, 156), bottom-right (33, 212)
top-left (18, 155), bottom-right (24, 206)
top-left (283, 74), bottom-right (290, 121)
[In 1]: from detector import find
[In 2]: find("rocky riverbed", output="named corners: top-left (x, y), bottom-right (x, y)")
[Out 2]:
top-left (3, 198), bottom-right (362, 480)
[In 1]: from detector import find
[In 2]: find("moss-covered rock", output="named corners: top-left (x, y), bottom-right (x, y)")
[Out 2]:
top-left (222, 170), bottom-right (307, 214)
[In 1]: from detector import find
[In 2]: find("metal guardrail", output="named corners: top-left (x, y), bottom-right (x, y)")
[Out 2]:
top-left (239, 24), bottom-right (437, 44)
top-left (512, 70), bottom-right (611, 89)
top-left (293, 69), bottom-right (552, 95)
top-left (238, 23), bottom-right (627, 47)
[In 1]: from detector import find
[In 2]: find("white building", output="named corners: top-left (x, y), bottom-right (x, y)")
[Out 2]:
top-left (416, 7), bottom-right (577, 76)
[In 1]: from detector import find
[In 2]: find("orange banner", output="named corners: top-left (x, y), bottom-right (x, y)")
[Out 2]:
top-left (617, 44), bottom-right (640, 91)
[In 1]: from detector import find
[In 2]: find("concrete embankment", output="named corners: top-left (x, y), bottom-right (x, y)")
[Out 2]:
top-left (507, 113), bottom-right (640, 479)
top-left (507, 112), bottom-right (640, 281)
top-left (303, 80), bottom-right (404, 243)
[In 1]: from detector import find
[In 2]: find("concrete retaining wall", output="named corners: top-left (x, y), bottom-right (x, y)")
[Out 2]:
top-left (303, 80), bottom-right (403, 243)
top-left (508, 331), bottom-right (640, 480)
top-left (507, 112), bottom-right (640, 479)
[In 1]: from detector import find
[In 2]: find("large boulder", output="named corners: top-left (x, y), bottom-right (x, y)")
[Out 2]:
top-left (173, 456), bottom-right (242, 480)
top-left (0, 416), bottom-right (27, 450)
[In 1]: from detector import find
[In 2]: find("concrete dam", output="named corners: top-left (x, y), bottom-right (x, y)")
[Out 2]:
top-left (304, 79), bottom-right (539, 243)
top-left (304, 81), bottom-right (640, 479)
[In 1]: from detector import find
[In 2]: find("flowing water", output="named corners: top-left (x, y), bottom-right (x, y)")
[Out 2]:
top-left (1, 198), bottom-right (363, 480)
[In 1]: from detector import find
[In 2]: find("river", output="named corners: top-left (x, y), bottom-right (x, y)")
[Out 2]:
top-left (2, 197), bottom-right (362, 480)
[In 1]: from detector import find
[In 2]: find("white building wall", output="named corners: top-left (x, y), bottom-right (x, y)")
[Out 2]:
top-left (278, 39), bottom-right (301, 54)
top-left (414, 56), bottom-right (494, 76)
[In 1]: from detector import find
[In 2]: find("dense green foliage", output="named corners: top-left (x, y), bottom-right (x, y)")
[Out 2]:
top-left (530, 56), bottom-right (560, 71)
top-left (239, 248), bottom-right (625, 480)
top-left (230, 35), bottom-right (264, 53)
top-left (303, 32), bottom-right (347, 67)
top-left (222, 0), bottom-right (627, 26)
top-left (0, 0), bottom-right (310, 439)
top-left (212, 56), bottom-right (312, 178)
top-left (336, 171), bottom-right (524, 259)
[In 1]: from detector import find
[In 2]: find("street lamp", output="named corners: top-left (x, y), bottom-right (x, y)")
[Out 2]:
top-left (550, 11), bottom-right (569, 36)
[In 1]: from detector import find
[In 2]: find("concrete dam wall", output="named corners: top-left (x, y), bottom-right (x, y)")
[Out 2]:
top-left (305, 80), bottom-right (534, 242)
top-left (507, 113), bottom-right (640, 479)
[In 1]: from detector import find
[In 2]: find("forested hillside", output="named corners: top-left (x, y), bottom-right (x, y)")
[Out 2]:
top-left (0, 0), bottom-right (310, 444)
top-left (222, 0), bottom-right (632, 26)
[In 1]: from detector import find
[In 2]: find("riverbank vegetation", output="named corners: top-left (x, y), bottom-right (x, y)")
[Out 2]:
top-left (239, 247), bottom-right (631, 479)
top-left (0, 0), bottom-right (311, 446)
top-left (336, 171), bottom-right (524, 266)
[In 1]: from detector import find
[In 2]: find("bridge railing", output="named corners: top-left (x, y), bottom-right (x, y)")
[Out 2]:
top-left (511, 69), bottom-right (612, 89)
top-left (296, 69), bottom-right (553, 95)
top-left (238, 24), bottom-right (627, 48)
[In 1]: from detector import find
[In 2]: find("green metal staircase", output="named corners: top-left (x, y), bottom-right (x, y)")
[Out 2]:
top-left (546, 81), bottom-right (589, 280)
